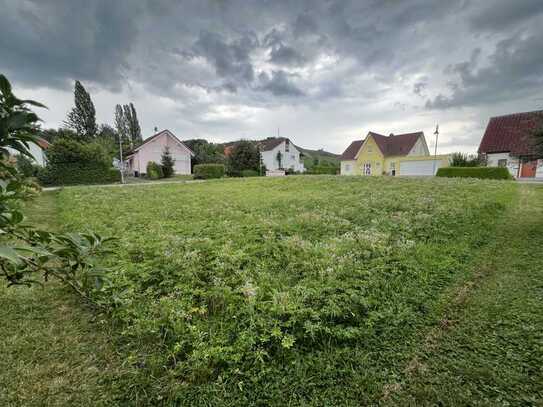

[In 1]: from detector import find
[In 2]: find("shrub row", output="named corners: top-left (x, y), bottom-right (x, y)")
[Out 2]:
top-left (436, 166), bottom-right (513, 180)
top-left (194, 163), bottom-right (225, 179)
top-left (307, 164), bottom-right (338, 175)
top-left (37, 164), bottom-right (121, 186)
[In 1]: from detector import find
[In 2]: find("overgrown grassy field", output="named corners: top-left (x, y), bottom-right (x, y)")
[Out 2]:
top-left (42, 175), bottom-right (532, 405)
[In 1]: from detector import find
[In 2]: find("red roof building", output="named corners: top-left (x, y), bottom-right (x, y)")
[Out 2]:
top-left (478, 110), bottom-right (543, 178)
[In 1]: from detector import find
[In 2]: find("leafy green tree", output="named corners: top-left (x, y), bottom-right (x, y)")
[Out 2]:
top-left (450, 152), bottom-right (481, 167)
top-left (127, 103), bottom-right (142, 145)
top-left (39, 127), bottom-right (78, 144)
top-left (0, 74), bottom-right (113, 303)
top-left (183, 139), bottom-right (225, 170)
top-left (96, 124), bottom-right (119, 159)
top-left (161, 146), bottom-right (175, 178)
top-left (64, 80), bottom-right (97, 141)
top-left (227, 140), bottom-right (260, 176)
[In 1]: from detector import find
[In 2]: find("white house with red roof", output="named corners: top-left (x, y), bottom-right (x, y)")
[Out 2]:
top-left (478, 110), bottom-right (543, 179)
top-left (125, 129), bottom-right (194, 176)
top-left (259, 137), bottom-right (305, 172)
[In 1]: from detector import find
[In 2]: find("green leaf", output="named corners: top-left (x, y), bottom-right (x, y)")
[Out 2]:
top-left (0, 246), bottom-right (22, 265)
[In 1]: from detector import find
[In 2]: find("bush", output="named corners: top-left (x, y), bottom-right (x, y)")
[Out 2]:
top-left (241, 169), bottom-right (260, 177)
top-left (436, 166), bottom-right (513, 180)
top-left (308, 165), bottom-right (338, 175)
top-left (450, 152), bottom-right (482, 167)
top-left (38, 138), bottom-right (120, 186)
top-left (15, 154), bottom-right (39, 177)
top-left (146, 161), bottom-right (164, 180)
top-left (194, 164), bottom-right (225, 179)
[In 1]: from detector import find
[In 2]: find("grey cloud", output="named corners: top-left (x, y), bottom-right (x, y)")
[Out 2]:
top-left (191, 30), bottom-right (258, 88)
top-left (413, 81), bottom-right (427, 97)
top-left (0, 0), bottom-right (141, 90)
top-left (257, 71), bottom-right (304, 97)
top-left (426, 32), bottom-right (543, 109)
top-left (469, 0), bottom-right (543, 32)
top-left (269, 44), bottom-right (307, 67)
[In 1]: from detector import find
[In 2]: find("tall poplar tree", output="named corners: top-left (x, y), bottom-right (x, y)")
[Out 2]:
top-left (64, 80), bottom-right (97, 141)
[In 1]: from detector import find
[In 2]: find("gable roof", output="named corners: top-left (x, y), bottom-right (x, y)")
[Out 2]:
top-left (259, 137), bottom-right (288, 151)
top-left (340, 139), bottom-right (364, 160)
top-left (371, 131), bottom-right (424, 157)
top-left (36, 137), bottom-right (50, 149)
top-left (478, 110), bottom-right (543, 155)
top-left (128, 129), bottom-right (194, 156)
top-left (258, 137), bottom-right (303, 153)
top-left (340, 131), bottom-right (424, 160)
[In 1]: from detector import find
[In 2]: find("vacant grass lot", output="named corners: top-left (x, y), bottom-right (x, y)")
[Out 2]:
top-left (46, 175), bottom-right (525, 405)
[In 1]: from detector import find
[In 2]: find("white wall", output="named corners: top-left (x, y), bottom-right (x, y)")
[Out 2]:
top-left (7, 142), bottom-right (46, 166)
top-left (486, 153), bottom-right (518, 177)
top-left (408, 137), bottom-right (430, 156)
top-left (133, 132), bottom-right (192, 175)
top-left (537, 159), bottom-right (543, 178)
top-left (340, 160), bottom-right (356, 175)
top-left (261, 140), bottom-right (305, 172)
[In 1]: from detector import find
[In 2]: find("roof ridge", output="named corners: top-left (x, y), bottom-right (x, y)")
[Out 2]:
top-left (490, 110), bottom-right (543, 120)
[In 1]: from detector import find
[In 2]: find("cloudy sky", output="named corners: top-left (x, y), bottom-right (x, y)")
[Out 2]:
top-left (1, 0), bottom-right (542, 154)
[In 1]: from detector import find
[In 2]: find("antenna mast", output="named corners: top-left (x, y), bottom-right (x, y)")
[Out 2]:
top-left (432, 124), bottom-right (439, 175)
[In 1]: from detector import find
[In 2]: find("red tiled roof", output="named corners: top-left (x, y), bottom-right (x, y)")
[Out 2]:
top-left (259, 137), bottom-right (287, 151)
top-left (478, 110), bottom-right (543, 155)
top-left (340, 139), bottom-right (364, 160)
top-left (36, 137), bottom-right (50, 149)
top-left (372, 131), bottom-right (424, 157)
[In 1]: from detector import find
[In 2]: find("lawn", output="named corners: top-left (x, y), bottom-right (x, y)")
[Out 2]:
top-left (2, 176), bottom-right (542, 405)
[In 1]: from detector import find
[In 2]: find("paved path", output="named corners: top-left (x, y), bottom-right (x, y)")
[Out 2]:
top-left (42, 179), bottom-right (204, 191)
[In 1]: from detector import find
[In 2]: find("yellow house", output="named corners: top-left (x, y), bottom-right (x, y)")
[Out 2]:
top-left (340, 131), bottom-right (449, 176)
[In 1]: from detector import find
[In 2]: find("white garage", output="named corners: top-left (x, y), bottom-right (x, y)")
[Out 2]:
top-left (399, 159), bottom-right (443, 176)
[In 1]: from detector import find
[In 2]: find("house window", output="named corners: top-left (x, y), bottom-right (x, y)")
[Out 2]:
top-left (368, 147), bottom-right (373, 153)
top-left (363, 163), bottom-right (371, 175)
top-left (291, 155), bottom-right (295, 160)
top-left (285, 139), bottom-right (290, 152)
top-left (498, 159), bottom-right (507, 167)
top-left (345, 164), bottom-right (351, 172)
top-left (390, 162), bottom-right (396, 176)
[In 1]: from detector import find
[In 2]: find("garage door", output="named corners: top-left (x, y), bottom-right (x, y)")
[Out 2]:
top-left (399, 160), bottom-right (442, 176)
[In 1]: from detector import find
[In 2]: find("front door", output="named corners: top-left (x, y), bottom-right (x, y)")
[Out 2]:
top-left (520, 159), bottom-right (537, 178)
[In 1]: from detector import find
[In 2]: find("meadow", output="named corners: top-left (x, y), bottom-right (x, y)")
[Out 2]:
top-left (47, 175), bottom-right (525, 405)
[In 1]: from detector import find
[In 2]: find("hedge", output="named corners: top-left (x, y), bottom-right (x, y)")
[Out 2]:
top-left (37, 164), bottom-right (121, 186)
top-left (194, 164), bottom-right (225, 179)
top-left (307, 165), bottom-right (339, 175)
top-left (241, 169), bottom-right (260, 177)
top-left (436, 166), bottom-right (513, 180)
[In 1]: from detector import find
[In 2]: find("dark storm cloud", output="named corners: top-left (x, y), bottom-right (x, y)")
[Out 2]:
top-left (257, 71), bottom-right (304, 97)
top-left (2, 0), bottom-right (543, 153)
top-left (469, 0), bottom-right (543, 31)
top-left (426, 32), bottom-right (543, 109)
top-left (0, 0), bottom-right (141, 90)
top-left (190, 30), bottom-right (258, 86)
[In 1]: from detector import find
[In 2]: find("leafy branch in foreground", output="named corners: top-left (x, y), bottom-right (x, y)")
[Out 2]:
top-left (0, 73), bottom-right (114, 305)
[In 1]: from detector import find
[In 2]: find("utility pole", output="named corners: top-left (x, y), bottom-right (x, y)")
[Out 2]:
top-left (118, 134), bottom-right (125, 184)
top-left (432, 124), bottom-right (439, 175)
